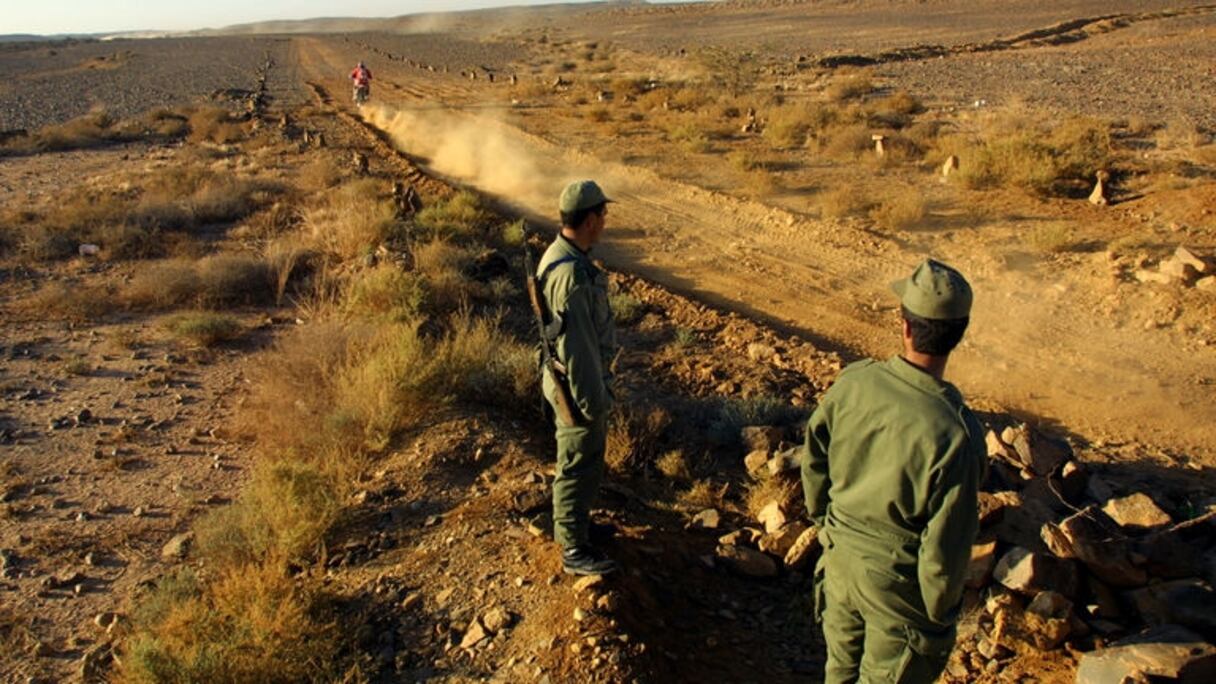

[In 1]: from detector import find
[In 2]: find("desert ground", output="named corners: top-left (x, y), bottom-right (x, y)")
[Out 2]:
top-left (2, 1), bottom-right (1215, 682)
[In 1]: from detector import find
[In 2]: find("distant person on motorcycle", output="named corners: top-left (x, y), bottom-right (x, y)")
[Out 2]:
top-left (351, 61), bottom-right (372, 105)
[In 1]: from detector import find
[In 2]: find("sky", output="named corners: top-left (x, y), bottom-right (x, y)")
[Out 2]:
top-left (4, 0), bottom-right (684, 36)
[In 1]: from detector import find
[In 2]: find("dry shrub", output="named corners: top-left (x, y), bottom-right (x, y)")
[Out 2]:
top-left (187, 106), bottom-right (248, 145)
top-left (821, 123), bottom-right (875, 160)
top-left (611, 77), bottom-right (645, 98)
top-left (679, 479), bottom-right (724, 509)
top-left (413, 240), bottom-right (478, 315)
top-left (819, 185), bottom-right (872, 219)
top-left (957, 114), bottom-right (1111, 195)
top-left (163, 312), bottom-right (243, 347)
top-left (606, 406), bottom-right (671, 475)
top-left (263, 236), bottom-right (315, 305)
top-left (343, 264), bottom-right (428, 322)
top-left (414, 190), bottom-right (491, 241)
top-left (121, 565), bottom-right (341, 684)
top-left (142, 108), bottom-right (190, 139)
top-left (24, 282), bottom-right (114, 321)
top-left (670, 86), bottom-right (712, 111)
top-left (763, 105), bottom-right (812, 149)
top-left (586, 107), bottom-right (611, 123)
top-left (32, 110), bottom-right (125, 151)
top-left (610, 291), bottom-right (645, 325)
top-left (196, 462), bottom-right (341, 568)
top-left (1026, 222), bottom-right (1078, 253)
top-left (304, 179), bottom-right (403, 260)
top-left (656, 450), bottom-right (691, 481)
top-left (237, 203), bottom-right (300, 241)
top-left (124, 255), bottom-right (273, 310)
top-left (729, 149), bottom-right (765, 172)
top-left (869, 189), bottom-right (929, 231)
top-left (299, 153), bottom-right (345, 192)
top-left (1156, 118), bottom-right (1207, 151)
top-left (825, 73), bottom-right (876, 102)
top-left (668, 122), bottom-right (711, 153)
top-left (745, 475), bottom-right (799, 519)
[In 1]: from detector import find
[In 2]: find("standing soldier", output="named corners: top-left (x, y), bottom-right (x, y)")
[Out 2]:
top-left (538, 180), bottom-right (618, 576)
top-left (802, 259), bottom-right (985, 683)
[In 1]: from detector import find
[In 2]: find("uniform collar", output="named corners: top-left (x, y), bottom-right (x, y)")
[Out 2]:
top-left (884, 355), bottom-right (964, 405)
top-left (557, 233), bottom-right (592, 258)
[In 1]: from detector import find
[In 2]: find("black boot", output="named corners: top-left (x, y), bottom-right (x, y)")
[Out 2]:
top-left (562, 545), bottom-right (618, 576)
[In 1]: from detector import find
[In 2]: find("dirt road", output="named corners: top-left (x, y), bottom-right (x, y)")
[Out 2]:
top-left (297, 37), bottom-right (1216, 464)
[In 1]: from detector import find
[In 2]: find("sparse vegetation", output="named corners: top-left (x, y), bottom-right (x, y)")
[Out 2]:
top-left (610, 291), bottom-right (646, 325)
top-left (869, 189), bottom-right (929, 231)
top-left (955, 114), bottom-right (1112, 196)
top-left (164, 312), bottom-right (243, 347)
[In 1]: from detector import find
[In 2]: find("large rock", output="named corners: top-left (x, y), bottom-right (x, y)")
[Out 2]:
top-left (1135, 511), bottom-right (1216, 580)
top-left (993, 546), bottom-right (1079, 597)
top-left (744, 450), bottom-right (770, 478)
top-left (966, 540), bottom-right (998, 589)
top-left (1125, 579), bottom-right (1216, 640)
top-left (767, 447), bottom-right (801, 477)
top-left (161, 532), bottom-right (194, 561)
top-left (783, 526), bottom-right (821, 570)
top-left (757, 500), bottom-right (788, 534)
top-left (978, 491), bottom-right (1022, 528)
top-left (1024, 590), bottom-right (1074, 650)
top-left (690, 508), bottom-right (722, 530)
top-left (992, 484), bottom-right (1060, 552)
top-left (1076, 624), bottom-right (1216, 684)
top-left (1103, 493), bottom-right (1173, 531)
top-left (716, 544), bottom-right (778, 578)
top-left (1041, 507), bottom-right (1147, 588)
top-left (460, 618), bottom-right (490, 650)
top-left (741, 426), bottom-right (783, 453)
top-left (758, 522), bottom-right (807, 558)
top-left (1001, 424), bottom-right (1071, 476)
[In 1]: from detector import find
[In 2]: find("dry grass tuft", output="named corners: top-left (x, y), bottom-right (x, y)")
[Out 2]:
top-left (606, 406), bottom-right (671, 475)
top-left (163, 312), bottom-right (243, 347)
top-left (1026, 222), bottom-right (1078, 253)
top-left (869, 189), bottom-right (929, 231)
top-left (124, 255), bottom-right (273, 310)
top-left (304, 179), bottom-right (404, 260)
top-left (186, 106), bottom-right (248, 145)
top-left (24, 282), bottom-right (114, 321)
top-left (745, 476), bottom-right (799, 519)
top-left (679, 479), bottom-right (724, 510)
top-left (656, 450), bottom-right (691, 481)
top-left (819, 185), bottom-right (873, 219)
top-left (414, 191), bottom-right (491, 241)
top-left (955, 114), bottom-right (1111, 196)
top-left (121, 565), bottom-right (341, 683)
top-left (825, 73), bottom-right (876, 102)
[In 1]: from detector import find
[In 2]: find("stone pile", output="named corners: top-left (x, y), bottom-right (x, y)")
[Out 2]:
top-left (1134, 246), bottom-right (1215, 290)
top-left (707, 426), bottom-right (821, 579)
top-left (955, 422), bottom-right (1216, 683)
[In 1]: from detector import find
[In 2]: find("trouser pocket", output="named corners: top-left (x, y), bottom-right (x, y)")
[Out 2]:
top-left (812, 556), bottom-right (827, 625)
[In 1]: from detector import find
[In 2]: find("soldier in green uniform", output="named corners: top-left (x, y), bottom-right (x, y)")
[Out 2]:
top-left (538, 180), bottom-right (618, 576)
top-left (802, 259), bottom-right (985, 683)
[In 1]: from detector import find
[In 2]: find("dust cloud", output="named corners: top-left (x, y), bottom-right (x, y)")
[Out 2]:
top-left (361, 102), bottom-right (582, 214)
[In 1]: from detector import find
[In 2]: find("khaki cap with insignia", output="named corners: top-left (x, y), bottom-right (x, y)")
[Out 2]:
top-left (559, 180), bottom-right (613, 213)
top-left (891, 259), bottom-right (972, 320)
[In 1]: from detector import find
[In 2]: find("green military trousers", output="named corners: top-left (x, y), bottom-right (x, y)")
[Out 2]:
top-left (551, 412), bottom-right (608, 549)
top-left (816, 545), bottom-right (957, 684)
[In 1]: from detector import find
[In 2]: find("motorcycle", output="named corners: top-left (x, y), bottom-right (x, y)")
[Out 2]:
top-left (353, 84), bottom-right (370, 107)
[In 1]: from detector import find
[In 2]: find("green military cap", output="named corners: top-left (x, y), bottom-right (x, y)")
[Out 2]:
top-left (559, 180), bottom-right (613, 213)
top-left (891, 259), bottom-right (972, 320)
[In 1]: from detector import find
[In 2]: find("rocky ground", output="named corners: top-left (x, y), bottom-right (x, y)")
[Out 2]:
top-left (3, 2), bottom-right (1216, 682)
top-left (0, 36), bottom-right (304, 131)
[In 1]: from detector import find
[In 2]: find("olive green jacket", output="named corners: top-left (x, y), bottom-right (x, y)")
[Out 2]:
top-left (802, 356), bottom-right (985, 627)
top-left (538, 235), bottom-right (617, 421)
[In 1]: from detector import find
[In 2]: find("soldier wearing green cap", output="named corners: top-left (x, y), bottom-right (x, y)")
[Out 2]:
top-left (801, 259), bottom-right (985, 683)
top-left (538, 180), bottom-right (618, 576)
